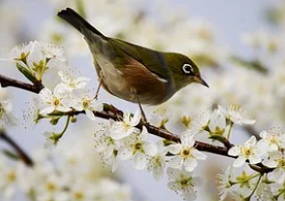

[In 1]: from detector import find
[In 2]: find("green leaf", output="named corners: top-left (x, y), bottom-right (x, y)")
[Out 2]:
top-left (49, 117), bottom-right (61, 125)
top-left (209, 134), bottom-right (227, 143)
top-left (163, 139), bottom-right (175, 146)
top-left (2, 149), bottom-right (20, 161)
top-left (34, 112), bottom-right (44, 124)
top-left (49, 132), bottom-right (62, 145)
top-left (16, 63), bottom-right (37, 83)
top-left (230, 56), bottom-right (268, 74)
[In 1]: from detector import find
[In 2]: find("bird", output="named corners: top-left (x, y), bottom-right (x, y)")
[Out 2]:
top-left (57, 8), bottom-right (209, 108)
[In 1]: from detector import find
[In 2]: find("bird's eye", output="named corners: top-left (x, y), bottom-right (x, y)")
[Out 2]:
top-left (182, 64), bottom-right (194, 75)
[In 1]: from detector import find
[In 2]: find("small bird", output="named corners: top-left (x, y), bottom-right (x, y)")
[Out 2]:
top-left (58, 8), bottom-right (209, 106)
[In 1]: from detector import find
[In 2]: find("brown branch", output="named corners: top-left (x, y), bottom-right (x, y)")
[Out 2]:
top-left (0, 73), bottom-right (271, 173)
top-left (64, 106), bottom-right (232, 157)
top-left (0, 74), bottom-right (43, 93)
top-left (0, 73), bottom-right (236, 157)
top-left (0, 131), bottom-right (34, 167)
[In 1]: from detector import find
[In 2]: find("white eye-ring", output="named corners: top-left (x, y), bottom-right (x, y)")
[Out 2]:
top-left (182, 64), bottom-right (194, 74)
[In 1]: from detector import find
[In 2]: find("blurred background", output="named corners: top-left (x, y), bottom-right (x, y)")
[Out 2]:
top-left (0, 0), bottom-right (284, 200)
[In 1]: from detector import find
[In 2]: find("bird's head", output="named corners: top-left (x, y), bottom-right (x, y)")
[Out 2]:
top-left (165, 53), bottom-right (209, 91)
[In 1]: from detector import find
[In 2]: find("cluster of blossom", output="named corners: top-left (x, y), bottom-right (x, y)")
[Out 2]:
top-left (5, 41), bottom-right (104, 144)
top-left (217, 128), bottom-right (285, 200)
top-left (94, 116), bottom-right (203, 200)
top-left (37, 70), bottom-right (103, 144)
top-left (92, 105), bottom-right (258, 201)
top-left (42, 0), bottom-right (224, 67)
top-left (38, 70), bottom-right (102, 119)
top-left (147, 43), bottom-right (285, 132)
top-left (0, 84), bottom-right (12, 128)
top-left (116, 0), bottom-right (285, 160)
top-left (2, 1), bottom-right (285, 199)
top-left (0, 140), bottom-right (134, 201)
top-left (9, 41), bottom-right (66, 81)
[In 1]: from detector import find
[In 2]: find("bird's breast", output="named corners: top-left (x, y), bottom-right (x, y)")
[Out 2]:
top-left (94, 55), bottom-right (173, 105)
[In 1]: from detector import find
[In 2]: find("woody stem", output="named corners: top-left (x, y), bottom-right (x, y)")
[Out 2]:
top-left (0, 73), bottom-right (272, 173)
top-left (0, 131), bottom-right (34, 167)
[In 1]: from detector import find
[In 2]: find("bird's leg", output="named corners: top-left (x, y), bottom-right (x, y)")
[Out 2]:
top-left (94, 78), bottom-right (102, 100)
top-left (136, 96), bottom-right (148, 125)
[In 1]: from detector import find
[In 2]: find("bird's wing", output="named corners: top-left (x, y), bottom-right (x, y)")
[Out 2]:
top-left (108, 38), bottom-right (171, 81)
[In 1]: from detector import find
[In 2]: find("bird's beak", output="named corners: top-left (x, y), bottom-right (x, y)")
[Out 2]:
top-left (194, 76), bottom-right (209, 88)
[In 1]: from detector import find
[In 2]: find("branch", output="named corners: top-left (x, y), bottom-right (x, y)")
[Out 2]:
top-left (0, 131), bottom-right (34, 167)
top-left (0, 74), bottom-right (43, 93)
top-left (0, 73), bottom-right (270, 173)
top-left (63, 105), bottom-right (232, 157)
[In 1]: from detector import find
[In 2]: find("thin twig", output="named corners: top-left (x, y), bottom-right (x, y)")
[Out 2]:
top-left (0, 131), bottom-right (34, 167)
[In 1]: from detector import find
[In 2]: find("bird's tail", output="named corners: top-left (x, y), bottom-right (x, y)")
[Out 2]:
top-left (58, 8), bottom-right (106, 39)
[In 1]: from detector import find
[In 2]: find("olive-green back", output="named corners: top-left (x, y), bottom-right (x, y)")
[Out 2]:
top-left (108, 38), bottom-right (172, 81)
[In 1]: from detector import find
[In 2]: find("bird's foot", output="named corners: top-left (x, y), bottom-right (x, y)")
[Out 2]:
top-left (137, 101), bottom-right (149, 125)
top-left (94, 79), bottom-right (103, 100)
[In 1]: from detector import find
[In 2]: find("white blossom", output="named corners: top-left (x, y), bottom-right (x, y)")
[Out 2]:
top-left (219, 105), bottom-right (255, 125)
top-left (167, 168), bottom-right (200, 201)
top-left (118, 127), bottom-right (157, 170)
top-left (94, 122), bottom-right (121, 172)
top-left (270, 181), bottom-right (285, 201)
top-left (218, 166), bottom-right (264, 200)
top-left (167, 134), bottom-right (206, 172)
top-left (217, 167), bottom-right (233, 201)
top-left (9, 41), bottom-right (65, 80)
top-left (228, 136), bottom-right (263, 167)
top-left (58, 71), bottom-right (89, 92)
top-left (147, 141), bottom-right (168, 180)
top-left (255, 180), bottom-right (274, 201)
top-left (0, 140), bottom-right (134, 201)
top-left (39, 85), bottom-right (71, 115)
top-left (0, 84), bottom-right (12, 125)
top-left (207, 108), bottom-right (227, 136)
top-left (71, 94), bottom-right (103, 120)
top-left (0, 162), bottom-right (18, 200)
top-left (66, 180), bottom-right (96, 201)
top-left (259, 129), bottom-right (285, 152)
top-left (263, 151), bottom-right (285, 184)
top-left (110, 110), bottom-right (141, 140)
top-left (95, 179), bottom-right (133, 201)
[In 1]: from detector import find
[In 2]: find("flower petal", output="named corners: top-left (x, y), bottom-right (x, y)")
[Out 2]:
top-left (233, 156), bottom-right (245, 167)
top-left (184, 158), bottom-right (198, 172)
top-left (168, 156), bottom-right (183, 169)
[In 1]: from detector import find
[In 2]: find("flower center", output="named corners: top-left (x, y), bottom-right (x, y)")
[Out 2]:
top-left (269, 136), bottom-right (279, 145)
top-left (113, 149), bottom-right (118, 156)
top-left (134, 143), bottom-right (143, 150)
top-left (74, 192), bottom-right (85, 200)
top-left (53, 98), bottom-right (60, 106)
top-left (6, 171), bottom-right (16, 183)
top-left (279, 159), bottom-right (285, 167)
top-left (181, 148), bottom-right (192, 158)
top-left (46, 182), bottom-right (57, 192)
top-left (82, 99), bottom-right (90, 109)
top-left (242, 147), bottom-right (252, 157)
top-left (180, 179), bottom-right (188, 185)
top-left (179, 177), bottom-right (192, 188)
top-left (0, 103), bottom-right (4, 119)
